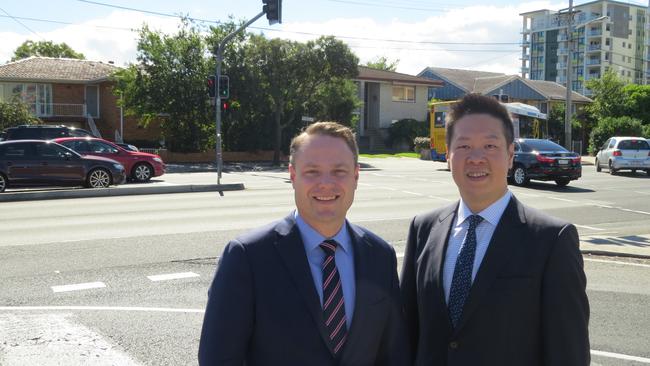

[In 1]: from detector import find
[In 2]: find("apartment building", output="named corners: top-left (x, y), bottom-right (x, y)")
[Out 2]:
top-left (520, 0), bottom-right (649, 96)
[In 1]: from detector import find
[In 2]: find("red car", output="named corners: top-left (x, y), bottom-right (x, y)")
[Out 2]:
top-left (54, 137), bottom-right (165, 182)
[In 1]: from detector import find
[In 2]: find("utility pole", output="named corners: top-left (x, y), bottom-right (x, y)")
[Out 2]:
top-left (564, 0), bottom-right (574, 151)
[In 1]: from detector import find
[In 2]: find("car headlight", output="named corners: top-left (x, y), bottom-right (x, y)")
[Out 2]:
top-left (113, 163), bottom-right (124, 170)
top-left (153, 157), bottom-right (163, 163)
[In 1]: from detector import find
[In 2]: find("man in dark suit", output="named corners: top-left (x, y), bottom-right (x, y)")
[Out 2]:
top-left (401, 94), bottom-right (590, 366)
top-left (199, 122), bottom-right (409, 366)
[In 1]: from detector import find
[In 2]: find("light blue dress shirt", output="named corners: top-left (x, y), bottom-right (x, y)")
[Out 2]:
top-left (295, 212), bottom-right (356, 327)
top-left (443, 190), bottom-right (512, 302)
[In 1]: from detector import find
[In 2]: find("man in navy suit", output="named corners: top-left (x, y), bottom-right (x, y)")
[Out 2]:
top-left (199, 122), bottom-right (409, 366)
top-left (401, 94), bottom-right (590, 366)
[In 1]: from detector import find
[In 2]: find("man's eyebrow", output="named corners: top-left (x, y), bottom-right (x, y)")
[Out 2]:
top-left (455, 134), bottom-right (500, 141)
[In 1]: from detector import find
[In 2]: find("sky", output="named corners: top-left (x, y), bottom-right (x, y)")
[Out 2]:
top-left (1, 0), bottom-right (648, 76)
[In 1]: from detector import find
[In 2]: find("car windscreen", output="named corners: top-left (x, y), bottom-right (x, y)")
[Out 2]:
top-left (520, 139), bottom-right (567, 152)
top-left (617, 139), bottom-right (650, 150)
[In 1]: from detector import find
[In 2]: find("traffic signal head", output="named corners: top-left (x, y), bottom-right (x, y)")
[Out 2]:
top-left (262, 0), bottom-right (282, 25)
top-left (219, 76), bottom-right (229, 100)
top-left (207, 76), bottom-right (216, 98)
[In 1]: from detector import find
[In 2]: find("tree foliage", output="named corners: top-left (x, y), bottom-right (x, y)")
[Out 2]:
top-left (588, 116), bottom-right (644, 154)
top-left (622, 84), bottom-right (650, 124)
top-left (584, 69), bottom-right (627, 120)
top-left (12, 40), bottom-right (85, 61)
top-left (365, 56), bottom-right (399, 71)
top-left (113, 21), bottom-right (212, 152)
top-left (0, 100), bottom-right (40, 130)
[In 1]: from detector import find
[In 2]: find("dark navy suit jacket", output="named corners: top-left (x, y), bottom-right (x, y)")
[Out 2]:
top-left (199, 214), bottom-right (410, 366)
top-left (400, 196), bottom-right (590, 366)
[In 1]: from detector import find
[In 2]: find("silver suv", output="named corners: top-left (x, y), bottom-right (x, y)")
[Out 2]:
top-left (595, 137), bottom-right (650, 175)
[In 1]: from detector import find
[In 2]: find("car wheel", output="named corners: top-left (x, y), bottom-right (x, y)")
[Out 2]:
top-left (86, 168), bottom-right (112, 188)
top-left (555, 178), bottom-right (570, 187)
top-left (511, 165), bottom-right (529, 186)
top-left (632, 169), bottom-right (637, 174)
top-left (595, 158), bottom-right (601, 172)
top-left (608, 161), bottom-right (617, 175)
top-left (0, 173), bottom-right (7, 193)
top-left (132, 163), bottom-right (153, 182)
top-left (646, 169), bottom-right (650, 176)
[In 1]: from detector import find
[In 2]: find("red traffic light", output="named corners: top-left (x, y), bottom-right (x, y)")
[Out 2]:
top-left (207, 76), bottom-right (216, 97)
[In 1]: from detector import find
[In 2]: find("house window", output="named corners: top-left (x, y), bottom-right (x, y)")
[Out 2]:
top-left (0, 82), bottom-right (52, 116)
top-left (392, 85), bottom-right (415, 103)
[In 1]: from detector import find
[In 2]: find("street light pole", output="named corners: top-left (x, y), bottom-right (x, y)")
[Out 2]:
top-left (564, 0), bottom-right (574, 151)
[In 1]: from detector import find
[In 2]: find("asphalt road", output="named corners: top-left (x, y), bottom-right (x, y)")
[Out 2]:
top-left (1, 157), bottom-right (649, 365)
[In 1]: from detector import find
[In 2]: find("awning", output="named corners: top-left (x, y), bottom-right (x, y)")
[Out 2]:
top-left (503, 102), bottom-right (547, 120)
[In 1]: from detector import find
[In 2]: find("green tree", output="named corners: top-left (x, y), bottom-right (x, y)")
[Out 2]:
top-left (12, 40), bottom-right (85, 61)
top-left (305, 77), bottom-right (360, 126)
top-left (584, 69), bottom-right (627, 120)
top-left (589, 116), bottom-right (644, 154)
top-left (0, 100), bottom-right (40, 130)
top-left (113, 21), bottom-right (212, 152)
top-left (365, 56), bottom-right (399, 71)
top-left (622, 84), bottom-right (650, 124)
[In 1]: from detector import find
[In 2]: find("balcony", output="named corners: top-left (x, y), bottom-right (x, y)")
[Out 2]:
top-left (556, 76), bottom-right (567, 84)
top-left (586, 44), bottom-right (602, 52)
top-left (557, 34), bottom-right (568, 42)
top-left (558, 48), bottom-right (568, 55)
top-left (519, 54), bottom-right (531, 61)
top-left (521, 66), bottom-right (530, 73)
top-left (27, 103), bottom-right (87, 118)
top-left (586, 58), bottom-right (601, 66)
top-left (585, 73), bottom-right (601, 81)
top-left (557, 62), bottom-right (567, 69)
top-left (587, 30), bottom-right (603, 38)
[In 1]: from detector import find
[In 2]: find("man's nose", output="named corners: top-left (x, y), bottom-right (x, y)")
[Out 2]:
top-left (467, 148), bottom-right (485, 162)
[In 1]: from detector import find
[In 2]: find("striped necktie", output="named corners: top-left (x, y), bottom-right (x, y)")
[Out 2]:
top-left (320, 239), bottom-right (347, 355)
top-left (448, 214), bottom-right (483, 329)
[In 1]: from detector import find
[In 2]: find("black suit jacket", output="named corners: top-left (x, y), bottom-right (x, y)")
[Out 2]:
top-left (199, 214), bottom-right (410, 366)
top-left (400, 196), bottom-right (590, 366)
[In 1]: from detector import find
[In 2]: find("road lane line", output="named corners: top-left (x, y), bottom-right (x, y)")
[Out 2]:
top-left (51, 282), bottom-right (106, 293)
top-left (147, 272), bottom-right (200, 282)
top-left (403, 191), bottom-right (424, 196)
top-left (428, 195), bottom-right (454, 202)
top-left (574, 224), bottom-right (606, 231)
top-left (0, 313), bottom-right (141, 366)
top-left (591, 350), bottom-right (650, 363)
top-left (545, 196), bottom-right (577, 203)
top-left (0, 306), bottom-right (204, 313)
top-left (584, 258), bottom-right (650, 268)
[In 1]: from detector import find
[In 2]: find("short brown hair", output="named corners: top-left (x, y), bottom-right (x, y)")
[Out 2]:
top-left (445, 94), bottom-right (514, 146)
top-left (290, 122), bottom-right (358, 165)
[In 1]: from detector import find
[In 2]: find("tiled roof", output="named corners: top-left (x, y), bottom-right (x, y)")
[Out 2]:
top-left (357, 66), bottom-right (444, 86)
top-left (418, 67), bottom-right (505, 92)
top-left (472, 75), bottom-right (592, 103)
top-left (0, 57), bottom-right (119, 83)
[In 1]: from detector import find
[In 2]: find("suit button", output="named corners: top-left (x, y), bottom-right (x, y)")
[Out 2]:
top-left (449, 341), bottom-right (459, 350)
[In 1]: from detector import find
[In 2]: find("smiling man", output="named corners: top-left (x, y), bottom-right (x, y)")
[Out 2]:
top-left (400, 94), bottom-right (590, 366)
top-left (199, 122), bottom-right (409, 366)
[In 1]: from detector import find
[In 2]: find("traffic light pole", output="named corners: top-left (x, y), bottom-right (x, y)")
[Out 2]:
top-left (564, 0), bottom-right (573, 151)
top-left (215, 11), bottom-right (265, 184)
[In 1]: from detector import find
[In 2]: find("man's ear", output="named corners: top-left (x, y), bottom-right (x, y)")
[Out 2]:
top-left (507, 143), bottom-right (515, 168)
top-left (289, 164), bottom-right (296, 183)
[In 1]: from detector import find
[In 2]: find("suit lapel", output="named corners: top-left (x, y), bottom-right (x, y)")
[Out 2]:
top-left (455, 197), bottom-right (526, 332)
top-left (273, 215), bottom-right (335, 355)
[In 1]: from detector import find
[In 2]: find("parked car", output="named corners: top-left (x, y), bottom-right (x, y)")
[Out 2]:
top-left (595, 137), bottom-right (650, 175)
top-left (0, 140), bottom-right (126, 193)
top-left (0, 125), bottom-right (95, 141)
top-left (508, 138), bottom-right (581, 187)
top-left (53, 137), bottom-right (165, 182)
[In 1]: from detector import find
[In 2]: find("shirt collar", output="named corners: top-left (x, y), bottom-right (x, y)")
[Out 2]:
top-left (294, 211), bottom-right (352, 254)
top-left (457, 190), bottom-right (512, 227)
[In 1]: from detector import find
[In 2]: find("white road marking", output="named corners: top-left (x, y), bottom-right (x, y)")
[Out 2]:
top-left (402, 191), bottom-right (424, 196)
top-left (354, 217), bottom-right (413, 223)
top-left (545, 196), bottom-right (577, 203)
top-left (634, 191), bottom-right (650, 195)
top-left (428, 195), bottom-right (454, 202)
top-left (584, 258), bottom-right (650, 268)
top-left (574, 224), bottom-right (606, 231)
top-left (591, 350), bottom-right (650, 363)
top-left (595, 204), bottom-right (614, 209)
top-left (51, 282), bottom-right (106, 293)
top-left (147, 272), bottom-right (200, 282)
top-left (0, 313), bottom-right (141, 366)
top-left (0, 306), bottom-right (204, 313)
top-left (619, 208), bottom-right (650, 216)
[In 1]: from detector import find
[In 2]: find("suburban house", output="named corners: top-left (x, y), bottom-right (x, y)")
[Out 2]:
top-left (418, 66), bottom-right (592, 114)
top-left (0, 57), bottom-right (160, 144)
top-left (354, 66), bottom-right (444, 151)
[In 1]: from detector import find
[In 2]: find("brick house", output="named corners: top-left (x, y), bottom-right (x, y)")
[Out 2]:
top-left (0, 57), bottom-right (160, 144)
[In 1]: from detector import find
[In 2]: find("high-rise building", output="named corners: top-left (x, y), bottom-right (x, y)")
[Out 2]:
top-left (521, 0), bottom-right (649, 96)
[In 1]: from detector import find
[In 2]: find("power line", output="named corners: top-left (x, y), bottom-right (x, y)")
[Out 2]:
top-left (76, 0), bottom-right (218, 24)
top-left (0, 14), bottom-right (135, 32)
top-left (0, 7), bottom-right (45, 40)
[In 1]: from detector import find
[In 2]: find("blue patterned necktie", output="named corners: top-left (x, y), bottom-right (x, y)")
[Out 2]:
top-left (320, 239), bottom-right (347, 355)
top-left (448, 214), bottom-right (484, 329)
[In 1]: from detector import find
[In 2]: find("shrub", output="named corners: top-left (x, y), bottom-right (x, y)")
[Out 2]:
top-left (413, 136), bottom-right (430, 153)
top-left (588, 116), bottom-right (643, 154)
top-left (0, 100), bottom-right (40, 130)
top-left (386, 119), bottom-right (428, 149)
top-left (643, 124), bottom-right (650, 139)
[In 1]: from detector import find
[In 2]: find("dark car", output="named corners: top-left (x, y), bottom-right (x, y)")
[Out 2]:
top-left (54, 137), bottom-right (165, 182)
top-left (508, 138), bottom-right (581, 187)
top-left (0, 125), bottom-right (95, 141)
top-left (0, 140), bottom-right (126, 193)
